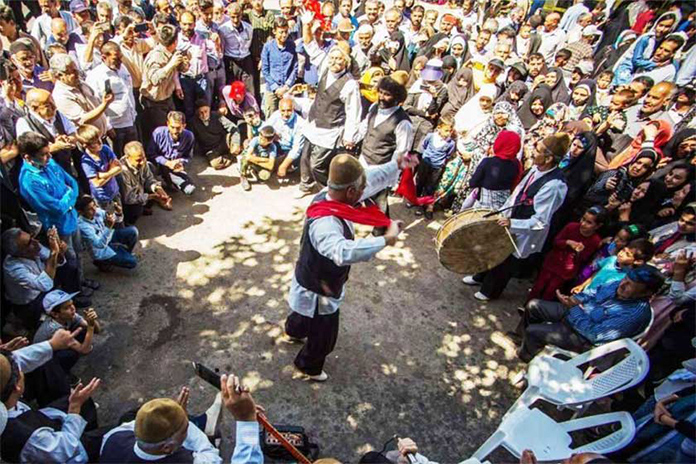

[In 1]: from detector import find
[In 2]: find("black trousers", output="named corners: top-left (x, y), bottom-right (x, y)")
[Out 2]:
top-left (224, 55), bottom-right (257, 100)
top-left (140, 96), bottom-right (174, 148)
top-left (517, 299), bottom-right (592, 362)
top-left (112, 126), bottom-right (138, 158)
top-left (285, 309), bottom-right (340, 376)
top-left (473, 254), bottom-right (535, 300)
top-left (299, 141), bottom-right (336, 190)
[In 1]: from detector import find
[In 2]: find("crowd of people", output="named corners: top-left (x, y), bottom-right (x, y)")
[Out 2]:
top-left (0, 0), bottom-right (695, 462)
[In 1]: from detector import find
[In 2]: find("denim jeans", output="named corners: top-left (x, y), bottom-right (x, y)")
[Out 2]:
top-left (98, 226), bottom-right (139, 269)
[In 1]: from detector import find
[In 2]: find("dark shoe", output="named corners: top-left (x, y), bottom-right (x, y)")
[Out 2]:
top-left (424, 210), bottom-right (434, 220)
top-left (83, 278), bottom-right (100, 290)
top-left (74, 295), bottom-right (92, 308)
top-left (241, 176), bottom-right (251, 191)
top-left (504, 330), bottom-right (523, 346)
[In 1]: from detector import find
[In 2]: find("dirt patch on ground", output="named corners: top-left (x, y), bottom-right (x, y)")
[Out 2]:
top-left (78, 158), bottom-right (530, 462)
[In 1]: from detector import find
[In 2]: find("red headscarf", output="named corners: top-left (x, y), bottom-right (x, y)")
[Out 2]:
top-left (493, 130), bottom-right (523, 187)
top-left (229, 81), bottom-right (246, 101)
top-left (608, 119), bottom-right (673, 169)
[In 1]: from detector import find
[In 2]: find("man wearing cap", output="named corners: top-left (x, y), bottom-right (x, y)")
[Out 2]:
top-left (515, 265), bottom-right (663, 361)
top-left (463, 134), bottom-right (570, 301)
top-left (1, 329), bottom-right (101, 463)
top-left (355, 75), bottom-right (412, 230)
top-left (0, 6), bottom-right (47, 68)
top-left (34, 290), bottom-right (100, 376)
top-left (285, 152), bottom-right (415, 381)
top-left (563, 25), bottom-right (601, 73)
top-left (9, 38), bottom-right (54, 95)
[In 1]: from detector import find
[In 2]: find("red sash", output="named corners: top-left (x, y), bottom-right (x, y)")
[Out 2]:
top-left (307, 200), bottom-right (391, 227)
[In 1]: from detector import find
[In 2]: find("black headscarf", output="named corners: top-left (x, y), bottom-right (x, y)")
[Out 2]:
top-left (496, 80), bottom-right (528, 108)
top-left (562, 131), bottom-right (598, 205)
top-left (663, 128), bottom-right (696, 160)
top-left (546, 66), bottom-right (570, 103)
top-left (628, 178), bottom-right (668, 228)
top-left (441, 56), bottom-right (457, 84)
top-left (517, 84), bottom-right (553, 130)
top-left (380, 31), bottom-right (410, 73)
top-left (416, 32), bottom-right (448, 59)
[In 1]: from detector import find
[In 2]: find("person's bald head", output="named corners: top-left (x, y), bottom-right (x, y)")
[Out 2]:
top-left (544, 12), bottom-right (561, 31)
top-left (279, 98), bottom-right (294, 120)
top-left (51, 18), bottom-right (69, 44)
top-left (642, 81), bottom-right (675, 114)
top-left (26, 88), bottom-right (57, 120)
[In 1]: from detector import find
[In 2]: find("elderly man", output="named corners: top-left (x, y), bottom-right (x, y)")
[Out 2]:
top-left (372, 8), bottom-right (402, 46)
top-left (285, 153), bottom-right (414, 381)
top-left (190, 102), bottom-right (240, 170)
top-left (140, 24), bottom-right (186, 148)
top-left (537, 12), bottom-right (566, 65)
top-left (16, 89), bottom-right (80, 178)
top-left (2, 226), bottom-right (84, 329)
top-left (147, 111), bottom-right (196, 195)
top-left (0, 330), bottom-right (101, 462)
top-left (9, 38), bottom-right (53, 95)
top-left (622, 81), bottom-right (675, 142)
top-left (47, 17), bottom-right (84, 59)
top-left (178, 11), bottom-right (210, 121)
top-left (352, 24), bottom-right (374, 74)
top-left (219, 3), bottom-right (256, 100)
top-left (30, 0), bottom-right (79, 47)
top-left (271, 98), bottom-right (306, 176)
top-left (0, 6), bottom-right (47, 68)
top-left (86, 41), bottom-right (138, 157)
top-left (515, 265), bottom-right (664, 361)
top-left (50, 54), bottom-right (113, 140)
top-left (120, 141), bottom-right (172, 225)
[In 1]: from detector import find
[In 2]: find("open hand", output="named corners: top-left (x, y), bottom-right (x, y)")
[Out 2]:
top-left (221, 373), bottom-right (257, 422)
top-left (68, 378), bottom-right (101, 414)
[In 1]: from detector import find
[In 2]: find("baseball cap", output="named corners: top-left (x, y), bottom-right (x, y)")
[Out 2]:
top-left (43, 289), bottom-right (79, 314)
top-left (69, 0), bottom-right (89, 13)
top-left (488, 58), bottom-right (506, 70)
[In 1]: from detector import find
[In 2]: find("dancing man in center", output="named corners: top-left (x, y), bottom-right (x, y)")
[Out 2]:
top-left (285, 152), bottom-right (416, 382)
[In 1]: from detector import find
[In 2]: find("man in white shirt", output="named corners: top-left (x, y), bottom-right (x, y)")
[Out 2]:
top-left (537, 12), bottom-right (566, 65)
top-left (86, 41), bottom-right (138, 157)
top-left (285, 153), bottom-right (414, 381)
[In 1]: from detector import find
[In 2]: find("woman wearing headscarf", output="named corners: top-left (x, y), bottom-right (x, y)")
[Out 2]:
top-left (468, 130), bottom-right (523, 210)
top-left (568, 79), bottom-right (596, 120)
top-left (611, 178), bottom-right (667, 229)
top-left (403, 61), bottom-right (448, 150)
top-left (651, 127), bottom-right (696, 178)
top-left (441, 56), bottom-right (458, 84)
top-left (544, 67), bottom-right (570, 103)
top-left (440, 67), bottom-right (475, 120)
top-left (522, 102), bottom-right (570, 169)
top-left (496, 81), bottom-right (528, 110)
top-left (358, 66), bottom-right (385, 117)
top-left (594, 0), bottom-right (631, 53)
top-left (649, 161), bottom-right (696, 229)
top-left (607, 120), bottom-right (673, 170)
top-left (447, 102), bottom-right (525, 211)
top-left (377, 31), bottom-right (411, 73)
top-left (517, 84), bottom-right (553, 130)
top-left (448, 35), bottom-right (468, 69)
top-left (453, 84), bottom-right (498, 135)
top-left (503, 62), bottom-right (528, 91)
top-left (560, 131), bottom-right (598, 209)
top-left (593, 30), bottom-right (638, 78)
top-left (406, 56), bottom-right (428, 88)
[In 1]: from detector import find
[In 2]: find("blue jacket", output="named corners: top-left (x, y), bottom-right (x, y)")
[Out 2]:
top-left (19, 159), bottom-right (78, 236)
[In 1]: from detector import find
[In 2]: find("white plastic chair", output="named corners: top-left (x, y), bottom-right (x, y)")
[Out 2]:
top-left (510, 339), bottom-right (649, 415)
top-left (471, 406), bottom-right (636, 462)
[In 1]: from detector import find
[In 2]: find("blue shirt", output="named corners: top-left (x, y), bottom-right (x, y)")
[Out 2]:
top-left (77, 208), bottom-right (116, 261)
top-left (81, 145), bottom-right (119, 203)
top-left (261, 39), bottom-right (298, 92)
top-left (247, 137), bottom-right (277, 159)
top-left (420, 133), bottom-right (455, 167)
top-left (147, 127), bottom-right (195, 166)
top-left (585, 256), bottom-right (628, 292)
top-left (19, 159), bottom-right (78, 236)
top-left (263, 110), bottom-right (305, 159)
top-left (566, 280), bottom-right (652, 345)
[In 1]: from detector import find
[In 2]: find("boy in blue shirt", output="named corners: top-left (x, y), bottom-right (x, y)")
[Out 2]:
top-left (239, 126), bottom-right (277, 191)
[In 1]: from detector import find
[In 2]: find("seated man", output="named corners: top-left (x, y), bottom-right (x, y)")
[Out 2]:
top-left (269, 98), bottom-right (306, 177)
top-left (119, 141), bottom-right (172, 225)
top-left (77, 124), bottom-right (122, 213)
top-left (0, 330), bottom-right (101, 463)
top-left (2, 227), bottom-right (86, 330)
top-left (33, 289), bottom-right (101, 377)
top-left (76, 195), bottom-right (138, 270)
top-left (651, 203), bottom-right (696, 263)
top-left (238, 125), bottom-right (278, 191)
top-left (147, 111), bottom-right (196, 195)
top-left (190, 100), bottom-right (241, 170)
top-left (515, 265), bottom-right (664, 362)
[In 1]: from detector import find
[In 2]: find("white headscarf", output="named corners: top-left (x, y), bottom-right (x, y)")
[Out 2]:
top-left (454, 84), bottom-right (498, 134)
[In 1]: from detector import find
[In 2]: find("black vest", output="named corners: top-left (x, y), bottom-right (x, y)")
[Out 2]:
top-left (294, 192), bottom-right (354, 298)
top-left (100, 430), bottom-right (195, 463)
top-left (361, 105), bottom-right (410, 166)
top-left (1, 409), bottom-right (62, 463)
top-left (511, 168), bottom-right (566, 220)
top-left (307, 71), bottom-right (351, 129)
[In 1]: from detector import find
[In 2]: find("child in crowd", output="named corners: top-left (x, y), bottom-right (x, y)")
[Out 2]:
top-left (574, 238), bottom-right (655, 293)
top-left (528, 206), bottom-right (606, 301)
top-left (77, 124), bottom-right (122, 214)
top-left (241, 107), bottom-right (263, 147)
top-left (575, 223), bottom-right (646, 284)
top-left (76, 195), bottom-right (139, 270)
top-left (415, 118), bottom-right (455, 219)
top-left (595, 70), bottom-right (614, 106)
top-left (239, 125), bottom-right (278, 191)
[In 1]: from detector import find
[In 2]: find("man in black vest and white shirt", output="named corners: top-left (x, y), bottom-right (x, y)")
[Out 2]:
top-left (296, 15), bottom-right (361, 198)
top-left (284, 152), bottom-right (417, 382)
top-left (356, 74), bottom-right (413, 232)
top-left (462, 133), bottom-right (570, 301)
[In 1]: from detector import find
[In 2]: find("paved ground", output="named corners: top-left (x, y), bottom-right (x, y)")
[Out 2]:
top-left (77, 157), bottom-right (531, 463)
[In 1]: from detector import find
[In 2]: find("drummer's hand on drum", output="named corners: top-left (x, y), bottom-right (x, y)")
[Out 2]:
top-left (497, 217), bottom-right (511, 228)
top-left (384, 220), bottom-right (404, 246)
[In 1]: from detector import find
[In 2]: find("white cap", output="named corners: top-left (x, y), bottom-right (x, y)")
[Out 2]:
top-left (42, 289), bottom-right (80, 313)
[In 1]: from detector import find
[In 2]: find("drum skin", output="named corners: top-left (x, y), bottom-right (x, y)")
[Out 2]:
top-left (435, 208), bottom-right (514, 274)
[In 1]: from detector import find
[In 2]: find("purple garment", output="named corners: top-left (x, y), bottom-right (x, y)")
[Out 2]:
top-left (21, 65), bottom-right (54, 95)
top-left (221, 88), bottom-right (259, 119)
top-left (81, 145), bottom-right (120, 203)
top-left (146, 126), bottom-right (195, 166)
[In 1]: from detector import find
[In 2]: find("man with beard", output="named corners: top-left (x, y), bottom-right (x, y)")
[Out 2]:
top-left (351, 24), bottom-right (374, 74)
top-left (296, 40), bottom-right (361, 198)
top-left (284, 152), bottom-right (417, 381)
top-left (355, 76), bottom-right (412, 232)
top-left (190, 101), bottom-right (240, 170)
